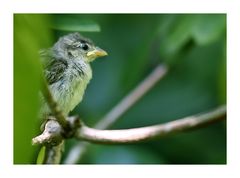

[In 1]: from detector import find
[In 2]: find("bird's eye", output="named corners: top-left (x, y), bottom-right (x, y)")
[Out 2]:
top-left (80, 43), bottom-right (89, 51)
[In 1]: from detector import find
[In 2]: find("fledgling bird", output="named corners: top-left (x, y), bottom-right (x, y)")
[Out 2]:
top-left (39, 33), bottom-right (107, 118)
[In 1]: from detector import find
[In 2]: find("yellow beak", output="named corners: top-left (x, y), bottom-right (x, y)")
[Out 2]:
top-left (87, 47), bottom-right (108, 58)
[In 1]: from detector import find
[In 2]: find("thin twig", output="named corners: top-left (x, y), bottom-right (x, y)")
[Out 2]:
top-left (95, 64), bottom-right (168, 129)
top-left (75, 105), bottom-right (226, 143)
top-left (41, 77), bottom-right (69, 130)
top-left (63, 64), bottom-right (168, 163)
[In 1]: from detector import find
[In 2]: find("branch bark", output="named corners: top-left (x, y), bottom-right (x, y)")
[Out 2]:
top-left (75, 105), bottom-right (226, 144)
top-left (33, 105), bottom-right (226, 145)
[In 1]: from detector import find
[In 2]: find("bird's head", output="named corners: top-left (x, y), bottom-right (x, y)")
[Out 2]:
top-left (52, 32), bottom-right (107, 63)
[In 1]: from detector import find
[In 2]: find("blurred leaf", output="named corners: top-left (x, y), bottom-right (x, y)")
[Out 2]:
top-left (161, 15), bottom-right (194, 58)
top-left (52, 16), bottom-right (100, 32)
top-left (14, 14), bottom-right (52, 164)
top-left (191, 15), bottom-right (226, 45)
top-left (159, 15), bottom-right (226, 65)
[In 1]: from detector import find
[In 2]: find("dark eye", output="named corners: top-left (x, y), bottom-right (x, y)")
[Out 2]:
top-left (80, 43), bottom-right (89, 51)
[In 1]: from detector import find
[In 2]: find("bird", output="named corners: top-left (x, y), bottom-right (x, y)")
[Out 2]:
top-left (39, 32), bottom-right (107, 119)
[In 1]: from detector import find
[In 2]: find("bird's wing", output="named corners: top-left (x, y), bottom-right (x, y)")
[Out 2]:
top-left (44, 59), bottom-right (68, 85)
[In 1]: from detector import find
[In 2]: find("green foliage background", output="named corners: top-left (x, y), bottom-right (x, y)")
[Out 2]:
top-left (14, 14), bottom-right (226, 164)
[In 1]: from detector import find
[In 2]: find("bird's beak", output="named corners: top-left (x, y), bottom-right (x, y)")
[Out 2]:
top-left (87, 47), bottom-right (108, 58)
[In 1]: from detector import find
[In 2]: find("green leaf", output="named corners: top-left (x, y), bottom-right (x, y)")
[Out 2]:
top-left (191, 15), bottom-right (226, 45)
top-left (36, 146), bottom-right (46, 164)
top-left (52, 16), bottom-right (101, 32)
top-left (14, 14), bottom-right (52, 164)
top-left (159, 15), bottom-right (194, 59)
top-left (158, 14), bottom-right (226, 65)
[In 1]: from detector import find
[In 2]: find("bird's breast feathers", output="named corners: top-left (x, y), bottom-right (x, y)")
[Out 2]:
top-left (49, 60), bottom-right (92, 114)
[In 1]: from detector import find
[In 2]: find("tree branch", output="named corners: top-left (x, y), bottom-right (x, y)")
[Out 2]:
top-left (33, 105), bottom-right (226, 146)
top-left (75, 105), bottom-right (226, 144)
top-left (32, 119), bottom-right (63, 146)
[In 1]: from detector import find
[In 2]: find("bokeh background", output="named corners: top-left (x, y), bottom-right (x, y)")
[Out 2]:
top-left (14, 14), bottom-right (226, 164)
